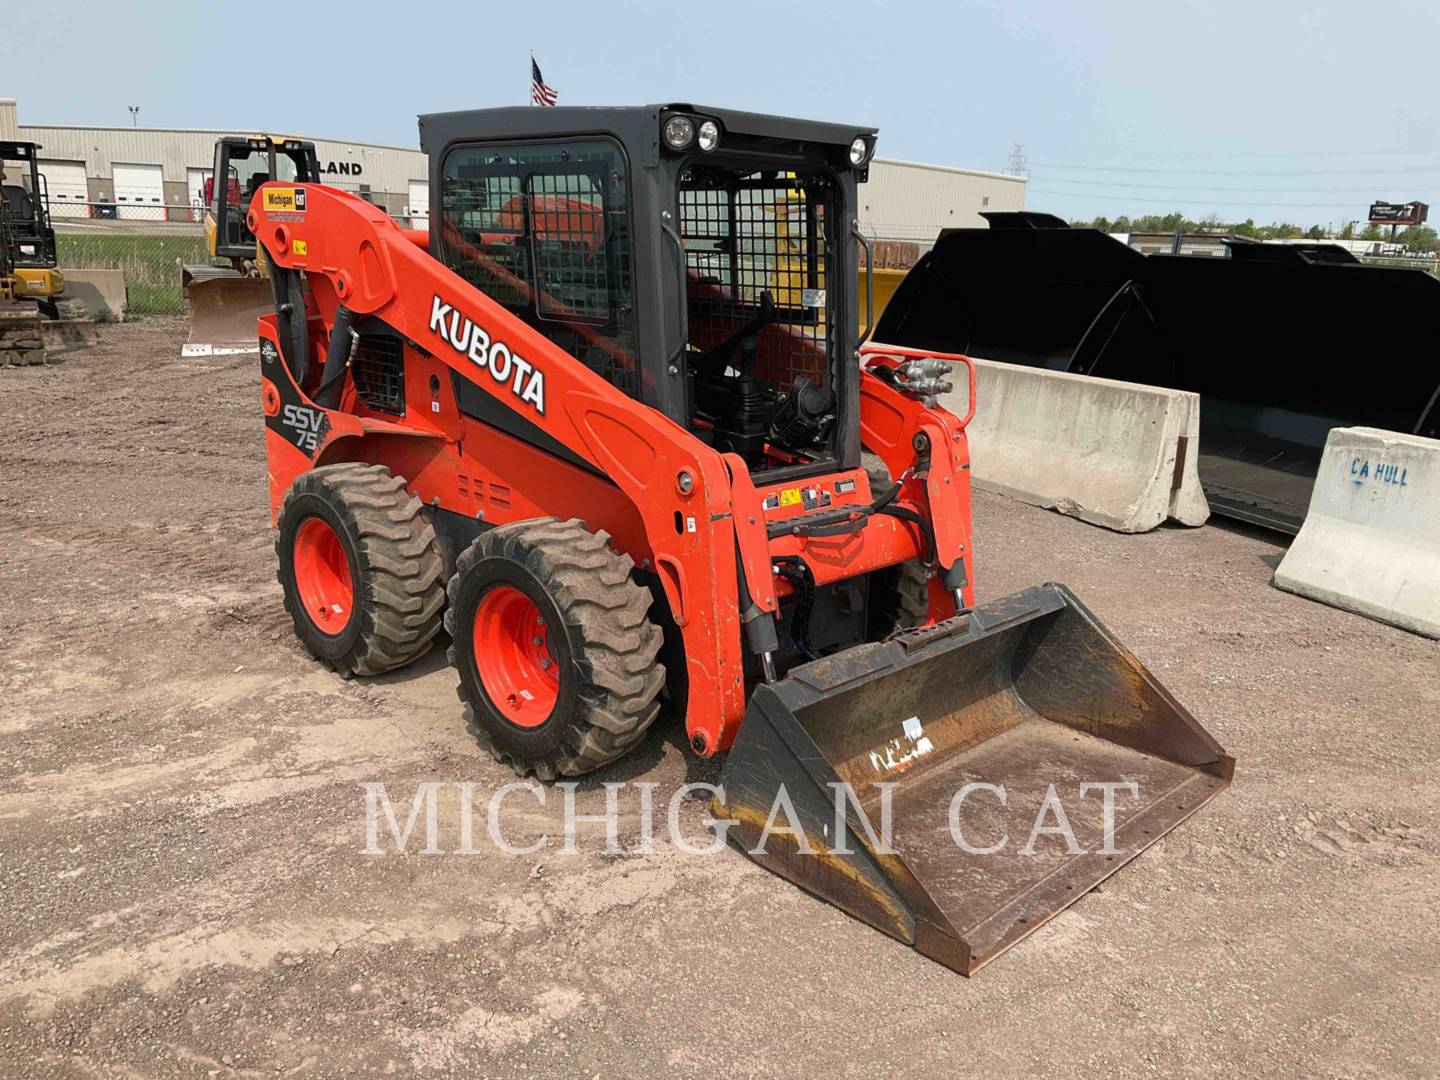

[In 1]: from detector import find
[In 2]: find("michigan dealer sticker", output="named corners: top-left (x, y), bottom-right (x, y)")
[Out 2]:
top-left (262, 187), bottom-right (307, 213)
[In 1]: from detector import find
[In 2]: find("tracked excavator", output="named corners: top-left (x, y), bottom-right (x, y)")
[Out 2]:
top-left (249, 105), bottom-right (1233, 974)
top-left (1, 139), bottom-right (90, 365)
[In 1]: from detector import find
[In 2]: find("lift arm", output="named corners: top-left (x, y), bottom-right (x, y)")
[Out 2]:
top-left (250, 181), bottom-right (752, 750)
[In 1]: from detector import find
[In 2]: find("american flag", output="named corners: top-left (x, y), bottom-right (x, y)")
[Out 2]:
top-left (530, 58), bottom-right (558, 107)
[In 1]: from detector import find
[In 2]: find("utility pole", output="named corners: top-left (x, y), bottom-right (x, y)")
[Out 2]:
top-left (128, 105), bottom-right (140, 128)
top-left (1004, 144), bottom-right (1029, 178)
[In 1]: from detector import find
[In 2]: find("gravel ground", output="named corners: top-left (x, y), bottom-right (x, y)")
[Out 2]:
top-left (0, 320), bottom-right (1436, 1078)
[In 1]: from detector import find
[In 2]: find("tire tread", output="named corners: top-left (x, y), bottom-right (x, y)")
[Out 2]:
top-left (444, 517), bottom-right (664, 778)
top-left (277, 463), bottom-right (446, 676)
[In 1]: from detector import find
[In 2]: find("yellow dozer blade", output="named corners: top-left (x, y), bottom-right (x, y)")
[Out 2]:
top-left (181, 266), bottom-right (269, 357)
top-left (714, 583), bottom-right (1233, 975)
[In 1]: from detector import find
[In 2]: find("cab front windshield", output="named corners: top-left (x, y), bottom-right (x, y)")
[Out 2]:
top-left (229, 147), bottom-right (309, 200)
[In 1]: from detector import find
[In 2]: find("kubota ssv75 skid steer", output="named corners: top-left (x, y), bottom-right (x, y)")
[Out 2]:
top-left (250, 105), bottom-right (1233, 975)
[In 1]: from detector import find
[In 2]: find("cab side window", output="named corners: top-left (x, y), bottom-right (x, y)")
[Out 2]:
top-left (440, 140), bottom-right (639, 399)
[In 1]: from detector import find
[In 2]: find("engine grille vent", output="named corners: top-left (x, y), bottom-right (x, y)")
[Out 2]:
top-left (352, 334), bottom-right (405, 415)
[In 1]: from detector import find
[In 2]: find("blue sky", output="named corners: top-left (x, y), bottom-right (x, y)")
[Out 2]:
top-left (10, 0), bottom-right (1440, 228)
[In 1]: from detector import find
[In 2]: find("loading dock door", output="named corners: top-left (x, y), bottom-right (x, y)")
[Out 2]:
top-left (186, 167), bottom-right (213, 223)
top-left (112, 162), bottom-right (165, 220)
top-left (38, 159), bottom-right (90, 217)
top-left (407, 180), bottom-right (429, 230)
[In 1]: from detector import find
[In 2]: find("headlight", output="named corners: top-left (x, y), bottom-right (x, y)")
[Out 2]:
top-left (849, 137), bottom-right (871, 166)
top-left (663, 116), bottom-right (696, 150)
top-left (697, 120), bottom-right (720, 152)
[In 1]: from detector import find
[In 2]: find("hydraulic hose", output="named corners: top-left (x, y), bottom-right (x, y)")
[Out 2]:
top-left (313, 306), bottom-right (360, 410)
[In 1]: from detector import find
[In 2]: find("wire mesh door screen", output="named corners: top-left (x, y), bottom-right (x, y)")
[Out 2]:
top-left (440, 141), bottom-right (639, 398)
top-left (680, 171), bottom-right (835, 393)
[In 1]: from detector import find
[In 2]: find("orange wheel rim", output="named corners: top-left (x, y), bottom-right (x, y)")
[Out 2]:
top-left (293, 517), bottom-right (353, 635)
top-left (472, 585), bottom-right (558, 728)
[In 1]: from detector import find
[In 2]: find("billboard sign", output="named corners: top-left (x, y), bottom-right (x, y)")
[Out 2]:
top-left (1368, 201), bottom-right (1429, 226)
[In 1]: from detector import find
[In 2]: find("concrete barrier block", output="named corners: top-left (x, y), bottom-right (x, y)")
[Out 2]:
top-left (60, 269), bottom-right (127, 322)
top-left (940, 357), bottom-right (1209, 533)
top-left (1168, 391), bottom-right (1209, 527)
top-left (1273, 427), bottom-right (1440, 638)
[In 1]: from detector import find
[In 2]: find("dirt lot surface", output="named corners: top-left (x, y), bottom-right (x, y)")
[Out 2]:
top-left (1, 320), bottom-right (1437, 1078)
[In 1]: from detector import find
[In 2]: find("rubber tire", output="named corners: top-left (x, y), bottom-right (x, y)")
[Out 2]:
top-left (276, 463), bottom-right (446, 676)
top-left (445, 517), bottom-right (665, 780)
top-left (861, 450), bottom-right (894, 493)
top-left (862, 451), bottom-right (930, 634)
top-left (871, 559), bottom-right (931, 637)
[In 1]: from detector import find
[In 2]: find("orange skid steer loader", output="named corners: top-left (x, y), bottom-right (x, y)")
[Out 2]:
top-left (252, 105), bottom-right (1233, 975)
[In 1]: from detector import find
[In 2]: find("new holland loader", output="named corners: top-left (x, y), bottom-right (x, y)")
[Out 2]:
top-left (248, 104), bottom-right (1233, 975)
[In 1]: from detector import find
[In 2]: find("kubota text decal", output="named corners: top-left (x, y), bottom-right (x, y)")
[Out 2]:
top-left (429, 296), bottom-right (546, 414)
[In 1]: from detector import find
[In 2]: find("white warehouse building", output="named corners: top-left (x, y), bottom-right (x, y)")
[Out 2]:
top-left (1, 98), bottom-right (1025, 241)
top-left (858, 157), bottom-right (1027, 245)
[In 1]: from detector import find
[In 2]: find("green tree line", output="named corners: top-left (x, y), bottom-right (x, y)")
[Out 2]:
top-left (1069, 212), bottom-right (1439, 253)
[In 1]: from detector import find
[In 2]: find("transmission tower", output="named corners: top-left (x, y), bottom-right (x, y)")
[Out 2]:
top-left (1004, 144), bottom-right (1029, 177)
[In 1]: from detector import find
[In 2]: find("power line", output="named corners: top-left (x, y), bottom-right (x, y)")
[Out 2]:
top-left (1026, 188), bottom-right (1362, 209)
top-left (1032, 162), bottom-right (1440, 177)
top-left (1035, 148), bottom-right (1440, 161)
top-left (1031, 175), bottom-right (1434, 194)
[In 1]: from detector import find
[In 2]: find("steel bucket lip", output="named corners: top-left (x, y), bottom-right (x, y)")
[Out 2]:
top-left (714, 580), bottom-right (1235, 976)
top-left (184, 274), bottom-right (273, 350)
top-left (775, 582), bottom-right (1068, 703)
top-left (725, 577), bottom-right (1236, 818)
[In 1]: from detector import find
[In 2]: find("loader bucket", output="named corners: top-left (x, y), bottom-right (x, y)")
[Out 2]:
top-left (181, 267), bottom-right (268, 357)
top-left (715, 583), bottom-right (1233, 975)
top-left (875, 221), bottom-right (1440, 533)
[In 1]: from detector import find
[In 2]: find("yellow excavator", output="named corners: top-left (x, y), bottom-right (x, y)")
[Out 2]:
top-left (0, 182), bottom-right (46, 367)
top-left (1, 139), bottom-right (90, 365)
top-left (182, 134), bottom-right (318, 356)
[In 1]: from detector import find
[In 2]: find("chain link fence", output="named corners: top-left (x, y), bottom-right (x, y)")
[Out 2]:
top-left (53, 204), bottom-right (207, 317)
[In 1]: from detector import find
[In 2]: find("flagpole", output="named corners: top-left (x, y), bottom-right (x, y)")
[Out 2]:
top-left (529, 51), bottom-right (534, 107)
